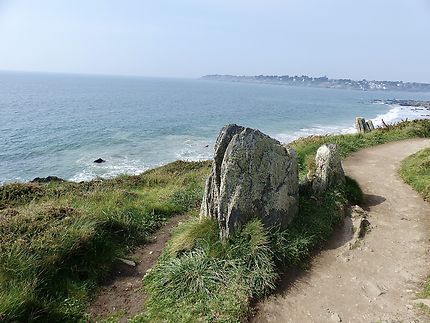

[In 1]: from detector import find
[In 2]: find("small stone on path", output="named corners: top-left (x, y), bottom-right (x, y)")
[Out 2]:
top-left (116, 258), bottom-right (136, 267)
top-left (330, 311), bottom-right (342, 322)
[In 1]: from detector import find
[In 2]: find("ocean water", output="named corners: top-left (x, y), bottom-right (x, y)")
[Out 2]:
top-left (1, 71), bottom-right (430, 183)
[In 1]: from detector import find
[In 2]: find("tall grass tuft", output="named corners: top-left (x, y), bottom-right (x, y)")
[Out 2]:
top-left (140, 218), bottom-right (278, 322)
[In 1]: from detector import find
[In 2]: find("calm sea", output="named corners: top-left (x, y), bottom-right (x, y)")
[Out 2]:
top-left (1, 71), bottom-right (430, 183)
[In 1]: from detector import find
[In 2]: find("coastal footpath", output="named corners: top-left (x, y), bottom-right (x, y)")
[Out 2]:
top-left (254, 138), bottom-right (430, 322)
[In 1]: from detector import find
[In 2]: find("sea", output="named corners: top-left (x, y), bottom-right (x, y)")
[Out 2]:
top-left (1, 71), bottom-right (430, 184)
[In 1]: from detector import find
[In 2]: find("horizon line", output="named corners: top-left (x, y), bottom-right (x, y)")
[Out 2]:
top-left (1, 68), bottom-right (429, 85)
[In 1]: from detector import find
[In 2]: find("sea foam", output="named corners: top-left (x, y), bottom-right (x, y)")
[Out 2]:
top-left (273, 103), bottom-right (430, 144)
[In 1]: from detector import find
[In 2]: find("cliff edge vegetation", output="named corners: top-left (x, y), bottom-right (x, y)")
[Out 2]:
top-left (137, 119), bottom-right (430, 322)
top-left (0, 161), bottom-right (210, 322)
top-left (1, 119), bottom-right (430, 322)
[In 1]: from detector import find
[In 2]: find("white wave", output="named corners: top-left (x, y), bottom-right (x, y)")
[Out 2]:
top-left (274, 103), bottom-right (429, 144)
top-left (370, 104), bottom-right (429, 127)
top-left (68, 103), bottom-right (429, 182)
top-left (273, 124), bottom-right (355, 144)
top-left (174, 137), bottom-right (213, 161)
top-left (69, 157), bottom-right (149, 182)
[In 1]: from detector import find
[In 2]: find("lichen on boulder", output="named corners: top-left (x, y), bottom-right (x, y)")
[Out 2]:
top-left (200, 124), bottom-right (299, 240)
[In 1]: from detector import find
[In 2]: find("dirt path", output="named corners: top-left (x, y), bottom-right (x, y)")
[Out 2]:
top-left (87, 214), bottom-right (187, 321)
top-left (254, 138), bottom-right (430, 323)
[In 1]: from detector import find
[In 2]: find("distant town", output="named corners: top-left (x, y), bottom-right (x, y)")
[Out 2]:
top-left (201, 74), bottom-right (430, 92)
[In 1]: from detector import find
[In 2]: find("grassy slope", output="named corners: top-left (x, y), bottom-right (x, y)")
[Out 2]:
top-left (1, 119), bottom-right (430, 322)
top-left (0, 161), bottom-right (210, 322)
top-left (399, 148), bottom-right (430, 201)
top-left (134, 120), bottom-right (430, 322)
top-left (399, 147), bottom-right (430, 299)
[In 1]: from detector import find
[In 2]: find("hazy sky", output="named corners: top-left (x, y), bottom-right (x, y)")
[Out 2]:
top-left (0, 0), bottom-right (429, 82)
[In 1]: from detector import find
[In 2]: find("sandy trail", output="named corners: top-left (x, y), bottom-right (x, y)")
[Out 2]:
top-left (87, 214), bottom-right (187, 321)
top-left (254, 139), bottom-right (430, 323)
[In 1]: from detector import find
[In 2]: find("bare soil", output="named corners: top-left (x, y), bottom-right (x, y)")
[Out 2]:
top-left (253, 138), bottom-right (430, 323)
top-left (87, 214), bottom-right (188, 322)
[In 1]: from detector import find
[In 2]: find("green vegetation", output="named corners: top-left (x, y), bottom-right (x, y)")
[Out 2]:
top-left (399, 148), bottom-right (430, 201)
top-left (0, 161), bottom-right (210, 322)
top-left (291, 119), bottom-right (430, 178)
top-left (399, 147), bottom-right (430, 299)
top-left (1, 119), bottom-right (430, 322)
top-left (135, 119), bottom-right (430, 322)
top-left (135, 180), bottom-right (359, 322)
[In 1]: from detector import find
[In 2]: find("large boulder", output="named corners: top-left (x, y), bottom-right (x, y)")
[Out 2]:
top-left (200, 124), bottom-right (299, 240)
top-left (312, 144), bottom-right (345, 194)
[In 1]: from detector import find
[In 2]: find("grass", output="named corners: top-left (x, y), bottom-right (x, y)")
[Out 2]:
top-left (399, 147), bottom-right (430, 299)
top-left (1, 119), bottom-right (430, 322)
top-left (134, 119), bottom-right (430, 322)
top-left (291, 119), bottom-right (430, 178)
top-left (399, 148), bottom-right (430, 201)
top-left (0, 161), bottom-right (211, 322)
top-left (134, 180), bottom-right (359, 322)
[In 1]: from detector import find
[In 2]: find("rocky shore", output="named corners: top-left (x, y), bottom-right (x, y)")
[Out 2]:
top-left (373, 99), bottom-right (430, 109)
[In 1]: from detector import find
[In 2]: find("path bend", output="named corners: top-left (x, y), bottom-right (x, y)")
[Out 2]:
top-left (254, 138), bottom-right (430, 323)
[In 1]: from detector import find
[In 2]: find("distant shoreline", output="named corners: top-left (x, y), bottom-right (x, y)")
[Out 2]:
top-left (202, 74), bottom-right (430, 93)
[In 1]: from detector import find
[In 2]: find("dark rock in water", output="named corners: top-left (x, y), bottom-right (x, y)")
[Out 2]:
top-left (94, 158), bottom-right (106, 164)
top-left (379, 99), bottom-right (430, 109)
top-left (31, 176), bottom-right (65, 183)
top-left (200, 124), bottom-right (299, 241)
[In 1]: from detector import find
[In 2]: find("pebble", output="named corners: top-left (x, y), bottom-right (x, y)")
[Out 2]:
top-left (330, 312), bottom-right (342, 322)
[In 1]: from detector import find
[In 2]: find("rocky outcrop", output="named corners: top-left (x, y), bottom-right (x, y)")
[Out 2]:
top-left (348, 205), bottom-right (370, 249)
top-left (200, 124), bottom-right (299, 240)
top-left (355, 117), bottom-right (368, 133)
top-left (355, 117), bottom-right (375, 133)
top-left (312, 144), bottom-right (345, 194)
top-left (31, 176), bottom-right (65, 183)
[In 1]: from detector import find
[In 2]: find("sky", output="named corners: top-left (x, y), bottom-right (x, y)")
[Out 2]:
top-left (0, 0), bottom-right (429, 82)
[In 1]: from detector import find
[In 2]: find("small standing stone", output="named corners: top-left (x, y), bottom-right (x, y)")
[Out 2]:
top-left (355, 117), bottom-right (367, 134)
top-left (312, 144), bottom-right (345, 194)
top-left (366, 120), bottom-right (375, 130)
